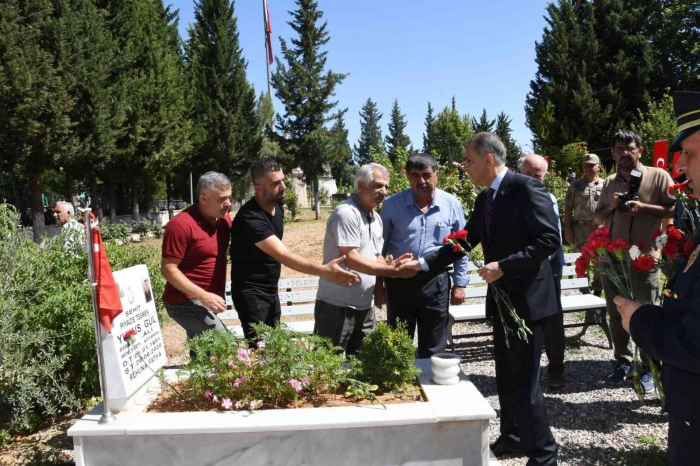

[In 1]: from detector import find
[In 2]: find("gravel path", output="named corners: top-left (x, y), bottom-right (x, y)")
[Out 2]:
top-left (450, 292), bottom-right (667, 466)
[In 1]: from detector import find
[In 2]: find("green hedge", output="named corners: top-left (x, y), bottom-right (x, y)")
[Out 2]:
top-left (0, 204), bottom-right (165, 433)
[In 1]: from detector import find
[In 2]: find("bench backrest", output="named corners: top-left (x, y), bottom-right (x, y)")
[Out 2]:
top-left (463, 253), bottom-right (588, 299)
top-left (220, 277), bottom-right (320, 320)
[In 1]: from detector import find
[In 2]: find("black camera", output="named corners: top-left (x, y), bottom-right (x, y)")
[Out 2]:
top-left (617, 169), bottom-right (642, 213)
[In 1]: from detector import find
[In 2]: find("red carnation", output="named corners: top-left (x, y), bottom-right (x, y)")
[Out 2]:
top-left (454, 229), bottom-right (468, 240)
top-left (684, 240), bottom-right (694, 256)
top-left (631, 255), bottom-right (655, 272)
top-left (607, 239), bottom-right (630, 253)
top-left (652, 229), bottom-right (662, 239)
top-left (575, 255), bottom-right (589, 277)
top-left (634, 241), bottom-right (646, 249)
top-left (452, 243), bottom-right (462, 253)
top-left (663, 242), bottom-right (680, 259)
top-left (666, 226), bottom-right (684, 243)
top-left (668, 185), bottom-right (677, 196)
top-left (124, 329), bottom-right (137, 342)
top-left (690, 194), bottom-right (696, 200)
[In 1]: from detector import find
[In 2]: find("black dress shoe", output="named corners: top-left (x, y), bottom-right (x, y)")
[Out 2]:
top-left (548, 369), bottom-right (566, 388)
top-left (491, 436), bottom-right (526, 457)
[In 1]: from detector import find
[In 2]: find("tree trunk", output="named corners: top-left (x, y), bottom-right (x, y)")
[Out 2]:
top-left (108, 178), bottom-right (117, 223)
top-left (89, 173), bottom-right (103, 220)
top-left (65, 165), bottom-right (75, 204)
top-left (313, 177), bottom-right (320, 220)
top-left (131, 177), bottom-right (140, 223)
top-left (28, 172), bottom-right (46, 243)
top-left (165, 175), bottom-right (172, 218)
top-left (144, 180), bottom-right (153, 222)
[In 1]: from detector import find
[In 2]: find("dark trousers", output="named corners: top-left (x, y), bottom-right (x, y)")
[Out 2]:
top-left (313, 300), bottom-right (374, 355)
top-left (385, 270), bottom-right (450, 358)
top-left (164, 301), bottom-right (227, 358)
top-left (495, 314), bottom-right (558, 466)
top-left (668, 413), bottom-right (699, 466)
top-left (231, 289), bottom-right (281, 344)
top-left (544, 260), bottom-right (565, 373)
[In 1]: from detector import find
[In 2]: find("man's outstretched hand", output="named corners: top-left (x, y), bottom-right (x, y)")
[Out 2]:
top-left (323, 256), bottom-right (360, 286)
top-left (477, 261), bottom-right (503, 283)
top-left (388, 253), bottom-right (419, 278)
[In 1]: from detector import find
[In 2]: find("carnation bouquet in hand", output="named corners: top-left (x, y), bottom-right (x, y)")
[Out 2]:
top-left (443, 230), bottom-right (532, 348)
top-left (576, 227), bottom-right (664, 404)
top-left (653, 225), bottom-right (695, 288)
top-left (668, 180), bottom-right (699, 237)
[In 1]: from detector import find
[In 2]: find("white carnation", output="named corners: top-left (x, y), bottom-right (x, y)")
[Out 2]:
top-left (655, 234), bottom-right (668, 249)
top-left (629, 245), bottom-right (641, 260)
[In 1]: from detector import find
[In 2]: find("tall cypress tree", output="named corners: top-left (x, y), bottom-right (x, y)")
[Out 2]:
top-left (328, 110), bottom-right (354, 187)
top-left (494, 112), bottom-right (522, 171)
top-left (186, 0), bottom-right (260, 180)
top-left (354, 97), bottom-right (383, 165)
top-left (385, 99), bottom-right (411, 164)
top-left (0, 0), bottom-right (73, 241)
top-left (272, 0), bottom-right (347, 219)
top-left (423, 101), bottom-right (436, 154)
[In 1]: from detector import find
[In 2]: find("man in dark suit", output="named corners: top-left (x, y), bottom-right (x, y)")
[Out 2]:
top-left (401, 132), bottom-right (561, 465)
top-left (614, 91), bottom-right (700, 466)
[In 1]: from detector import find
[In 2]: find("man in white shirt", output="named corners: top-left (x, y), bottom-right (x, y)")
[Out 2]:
top-left (53, 201), bottom-right (85, 251)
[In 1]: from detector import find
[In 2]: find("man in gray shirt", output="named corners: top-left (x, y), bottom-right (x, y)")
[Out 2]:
top-left (315, 163), bottom-right (417, 354)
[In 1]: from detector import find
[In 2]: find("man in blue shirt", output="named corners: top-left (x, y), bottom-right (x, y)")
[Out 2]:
top-left (378, 152), bottom-right (468, 357)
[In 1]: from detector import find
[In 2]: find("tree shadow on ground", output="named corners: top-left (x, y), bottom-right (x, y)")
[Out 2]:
top-left (545, 396), bottom-right (667, 433)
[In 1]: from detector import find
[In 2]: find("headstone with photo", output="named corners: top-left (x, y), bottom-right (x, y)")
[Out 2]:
top-left (100, 264), bottom-right (167, 412)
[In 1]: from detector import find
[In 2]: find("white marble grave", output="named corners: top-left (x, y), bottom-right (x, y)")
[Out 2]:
top-left (69, 359), bottom-right (500, 466)
top-left (102, 264), bottom-right (167, 412)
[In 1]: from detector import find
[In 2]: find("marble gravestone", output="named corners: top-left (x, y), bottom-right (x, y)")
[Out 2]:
top-left (101, 264), bottom-right (166, 412)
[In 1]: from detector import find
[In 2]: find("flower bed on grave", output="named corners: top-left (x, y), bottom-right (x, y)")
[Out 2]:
top-left (140, 322), bottom-right (424, 413)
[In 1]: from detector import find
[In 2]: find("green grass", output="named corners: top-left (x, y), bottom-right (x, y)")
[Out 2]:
top-left (622, 435), bottom-right (667, 466)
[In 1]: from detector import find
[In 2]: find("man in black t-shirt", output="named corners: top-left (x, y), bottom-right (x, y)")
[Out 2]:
top-left (230, 158), bottom-right (358, 342)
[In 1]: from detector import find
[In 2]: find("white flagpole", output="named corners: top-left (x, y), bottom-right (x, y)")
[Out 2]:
top-left (85, 208), bottom-right (116, 425)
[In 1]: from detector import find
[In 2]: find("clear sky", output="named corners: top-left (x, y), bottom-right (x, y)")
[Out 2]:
top-left (169, 0), bottom-right (551, 154)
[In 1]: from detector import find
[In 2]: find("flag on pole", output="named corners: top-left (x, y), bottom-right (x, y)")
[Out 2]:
top-left (88, 214), bottom-right (123, 333)
top-left (653, 140), bottom-right (668, 170)
top-left (264, 0), bottom-right (273, 65)
top-left (672, 151), bottom-right (682, 179)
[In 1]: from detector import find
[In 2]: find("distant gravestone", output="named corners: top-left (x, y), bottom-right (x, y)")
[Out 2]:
top-left (101, 264), bottom-right (166, 412)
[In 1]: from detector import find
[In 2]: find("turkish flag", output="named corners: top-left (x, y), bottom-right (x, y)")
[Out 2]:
top-left (672, 152), bottom-right (682, 179)
top-left (89, 215), bottom-right (123, 333)
top-left (264, 0), bottom-right (273, 65)
top-left (653, 140), bottom-right (668, 171)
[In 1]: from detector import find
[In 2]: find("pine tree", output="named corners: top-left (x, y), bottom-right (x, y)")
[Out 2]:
top-left (385, 99), bottom-right (411, 164)
top-left (423, 101), bottom-right (436, 154)
top-left (272, 0), bottom-right (347, 219)
top-left (354, 98), bottom-right (383, 165)
top-left (328, 110), bottom-right (354, 187)
top-left (0, 0), bottom-right (73, 241)
top-left (186, 0), bottom-right (260, 180)
top-left (470, 109), bottom-right (495, 133)
top-left (494, 112), bottom-right (522, 171)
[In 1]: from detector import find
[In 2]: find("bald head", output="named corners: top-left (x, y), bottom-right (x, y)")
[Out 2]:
top-left (521, 154), bottom-right (548, 183)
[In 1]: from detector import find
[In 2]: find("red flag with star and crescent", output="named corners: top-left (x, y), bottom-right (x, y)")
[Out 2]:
top-left (88, 214), bottom-right (123, 333)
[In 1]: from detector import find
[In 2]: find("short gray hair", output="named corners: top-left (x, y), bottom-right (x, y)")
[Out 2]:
top-left (467, 132), bottom-right (507, 166)
top-left (354, 163), bottom-right (390, 192)
top-left (197, 172), bottom-right (231, 197)
top-left (56, 201), bottom-right (74, 216)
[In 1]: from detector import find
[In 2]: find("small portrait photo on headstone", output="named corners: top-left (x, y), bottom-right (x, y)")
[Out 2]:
top-left (143, 278), bottom-right (153, 303)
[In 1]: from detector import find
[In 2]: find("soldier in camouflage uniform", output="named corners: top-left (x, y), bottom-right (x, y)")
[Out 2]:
top-left (564, 153), bottom-right (603, 294)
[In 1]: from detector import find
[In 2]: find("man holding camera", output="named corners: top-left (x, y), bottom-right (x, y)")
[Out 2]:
top-left (594, 130), bottom-right (675, 391)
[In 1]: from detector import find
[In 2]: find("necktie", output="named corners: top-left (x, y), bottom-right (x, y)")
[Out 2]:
top-left (484, 188), bottom-right (494, 240)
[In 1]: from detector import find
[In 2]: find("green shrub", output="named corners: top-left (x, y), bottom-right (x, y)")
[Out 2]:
top-left (0, 429), bottom-right (10, 448)
top-left (0, 203), bottom-right (166, 433)
top-left (132, 219), bottom-right (152, 236)
top-left (350, 321), bottom-right (420, 391)
top-left (182, 325), bottom-right (349, 410)
top-left (284, 189), bottom-right (299, 221)
top-left (151, 221), bottom-right (164, 238)
top-left (101, 220), bottom-right (131, 243)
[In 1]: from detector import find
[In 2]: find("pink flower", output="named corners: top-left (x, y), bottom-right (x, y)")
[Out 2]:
top-left (249, 400), bottom-right (260, 410)
top-left (204, 389), bottom-right (212, 399)
top-left (235, 401), bottom-right (243, 410)
top-left (237, 348), bottom-right (252, 367)
top-left (257, 341), bottom-right (266, 349)
top-left (227, 360), bottom-right (236, 368)
top-left (221, 398), bottom-right (233, 410)
top-left (288, 379), bottom-right (304, 392)
top-left (212, 395), bottom-right (219, 403)
top-left (301, 376), bottom-right (311, 385)
top-left (233, 376), bottom-right (246, 388)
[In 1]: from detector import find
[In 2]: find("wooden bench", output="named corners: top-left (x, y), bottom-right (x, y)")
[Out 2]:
top-left (220, 277), bottom-right (319, 337)
top-left (448, 253), bottom-right (612, 348)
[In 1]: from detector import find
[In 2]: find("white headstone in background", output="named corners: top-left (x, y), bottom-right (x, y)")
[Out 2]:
top-left (101, 264), bottom-right (167, 412)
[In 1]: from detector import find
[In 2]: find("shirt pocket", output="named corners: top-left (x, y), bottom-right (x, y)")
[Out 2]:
top-left (434, 220), bottom-right (453, 243)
